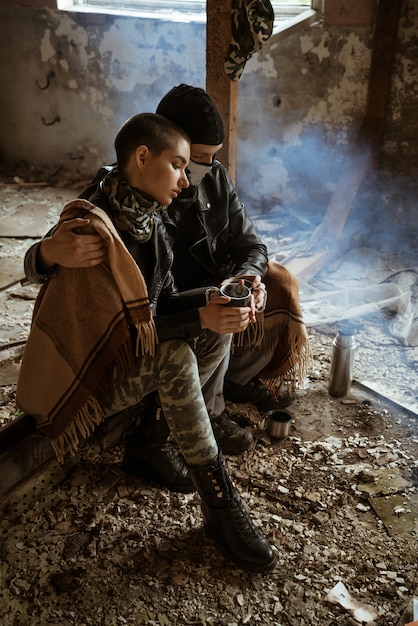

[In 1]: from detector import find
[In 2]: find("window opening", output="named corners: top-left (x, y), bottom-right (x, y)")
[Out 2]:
top-left (57, 0), bottom-right (317, 32)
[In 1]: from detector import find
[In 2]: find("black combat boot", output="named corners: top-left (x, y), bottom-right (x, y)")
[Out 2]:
top-left (122, 395), bottom-right (195, 493)
top-left (224, 377), bottom-right (295, 412)
top-left (188, 452), bottom-right (277, 573)
top-left (211, 412), bottom-right (253, 455)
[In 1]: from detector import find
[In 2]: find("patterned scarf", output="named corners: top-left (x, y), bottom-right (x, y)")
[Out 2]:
top-left (102, 167), bottom-right (167, 242)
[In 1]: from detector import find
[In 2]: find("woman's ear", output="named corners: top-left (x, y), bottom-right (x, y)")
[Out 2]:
top-left (135, 145), bottom-right (149, 168)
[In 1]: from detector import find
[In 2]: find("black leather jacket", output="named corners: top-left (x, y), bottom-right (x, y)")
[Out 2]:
top-left (23, 181), bottom-right (207, 342)
top-left (163, 161), bottom-right (269, 291)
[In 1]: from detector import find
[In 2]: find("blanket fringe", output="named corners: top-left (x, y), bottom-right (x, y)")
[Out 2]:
top-left (259, 324), bottom-right (312, 396)
top-left (134, 319), bottom-right (158, 357)
top-left (51, 396), bottom-right (105, 464)
top-left (232, 315), bottom-right (264, 353)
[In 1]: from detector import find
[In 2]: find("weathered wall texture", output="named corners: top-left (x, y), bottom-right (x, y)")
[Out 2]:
top-left (237, 25), bottom-right (373, 219)
top-left (383, 3), bottom-right (418, 173)
top-left (0, 2), bottom-right (417, 225)
top-left (0, 6), bottom-right (206, 178)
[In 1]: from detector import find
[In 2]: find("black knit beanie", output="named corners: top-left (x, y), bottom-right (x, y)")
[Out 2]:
top-left (156, 84), bottom-right (224, 145)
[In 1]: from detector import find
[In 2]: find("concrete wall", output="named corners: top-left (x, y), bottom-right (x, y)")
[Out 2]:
top-left (0, 1), bottom-right (417, 229)
top-left (0, 6), bottom-right (206, 177)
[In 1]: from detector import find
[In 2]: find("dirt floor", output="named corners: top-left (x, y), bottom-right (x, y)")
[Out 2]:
top-left (0, 180), bottom-right (417, 625)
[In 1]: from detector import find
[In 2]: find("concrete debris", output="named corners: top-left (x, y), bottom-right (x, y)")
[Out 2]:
top-left (0, 183), bottom-right (417, 625)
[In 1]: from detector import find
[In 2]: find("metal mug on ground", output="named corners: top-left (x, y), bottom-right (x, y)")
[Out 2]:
top-left (266, 410), bottom-right (292, 439)
top-left (205, 281), bottom-right (252, 307)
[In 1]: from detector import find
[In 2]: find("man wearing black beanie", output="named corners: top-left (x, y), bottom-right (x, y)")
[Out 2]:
top-left (152, 84), bottom-right (310, 463)
top-left (156, 84), bottom-right (225, 147)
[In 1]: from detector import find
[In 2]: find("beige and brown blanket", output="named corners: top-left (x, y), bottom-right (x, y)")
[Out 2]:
top-left (16, 199), bottom-right (157, 461)
top-left (259, 261), bottom-right (311, 396)
top-left (233, 261), bottom-right (311, 396)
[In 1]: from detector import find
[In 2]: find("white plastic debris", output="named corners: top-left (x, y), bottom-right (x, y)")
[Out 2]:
top-left (325, 581), bottom-right (378, 625)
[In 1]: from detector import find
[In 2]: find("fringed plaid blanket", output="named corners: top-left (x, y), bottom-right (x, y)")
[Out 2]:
top-left (260, 261), bottom-right (311, 395)
top-left (233, 261), bottom-right (311, 396)
top-left (16, 199), bottom-right (157, 462)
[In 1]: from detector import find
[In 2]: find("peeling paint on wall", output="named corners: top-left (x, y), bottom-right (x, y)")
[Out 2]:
top-left (40, 29), bottom-right (56, 63)
top-left (299, 34), bottom-right (331, 62)
top-left (0, 6), bottom-right (206, 176)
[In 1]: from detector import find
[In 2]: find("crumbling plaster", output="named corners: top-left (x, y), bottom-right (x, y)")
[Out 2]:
top-left (236, 26), bottom-right (373, 217)
top-left (0, 6), bottom-right (206, 176)
top-left (0, 2), bottom-right (417, 224)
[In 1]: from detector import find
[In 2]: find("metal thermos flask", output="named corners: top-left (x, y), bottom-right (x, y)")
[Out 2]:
top-left (328, 325), bottom-right (357, 397)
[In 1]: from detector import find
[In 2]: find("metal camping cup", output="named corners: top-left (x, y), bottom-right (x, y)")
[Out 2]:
top-left (205, 280), bottom-right (267, 310)
top-left (266, 410), bottom-right (292, 439)
top-left (205, 281), bottom-right (252, 307)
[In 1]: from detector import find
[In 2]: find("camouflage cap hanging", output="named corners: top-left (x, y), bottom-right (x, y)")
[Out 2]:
top-left (225, 0), bottom-right (274, 80)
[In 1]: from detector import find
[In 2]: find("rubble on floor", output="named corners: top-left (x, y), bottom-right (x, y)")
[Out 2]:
top-left (1, 330), bottom-right (417, 625)
top-left (0, 182), bottom-right (417, 625)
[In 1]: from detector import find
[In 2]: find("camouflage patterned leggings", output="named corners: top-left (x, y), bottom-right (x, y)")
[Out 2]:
top-left (109, 330), bottom-right (232, 466)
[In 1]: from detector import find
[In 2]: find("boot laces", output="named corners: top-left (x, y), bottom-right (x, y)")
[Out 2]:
top-left (229, 497), bottom-right (265, 545)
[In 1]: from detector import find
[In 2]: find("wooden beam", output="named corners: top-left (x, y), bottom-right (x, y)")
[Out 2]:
top-left (0, 406), bottom-right (141, 501)
top-left (206, 0), bottom-right (238, 182)
top-left (365, 0), bottom-right (403, 139)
